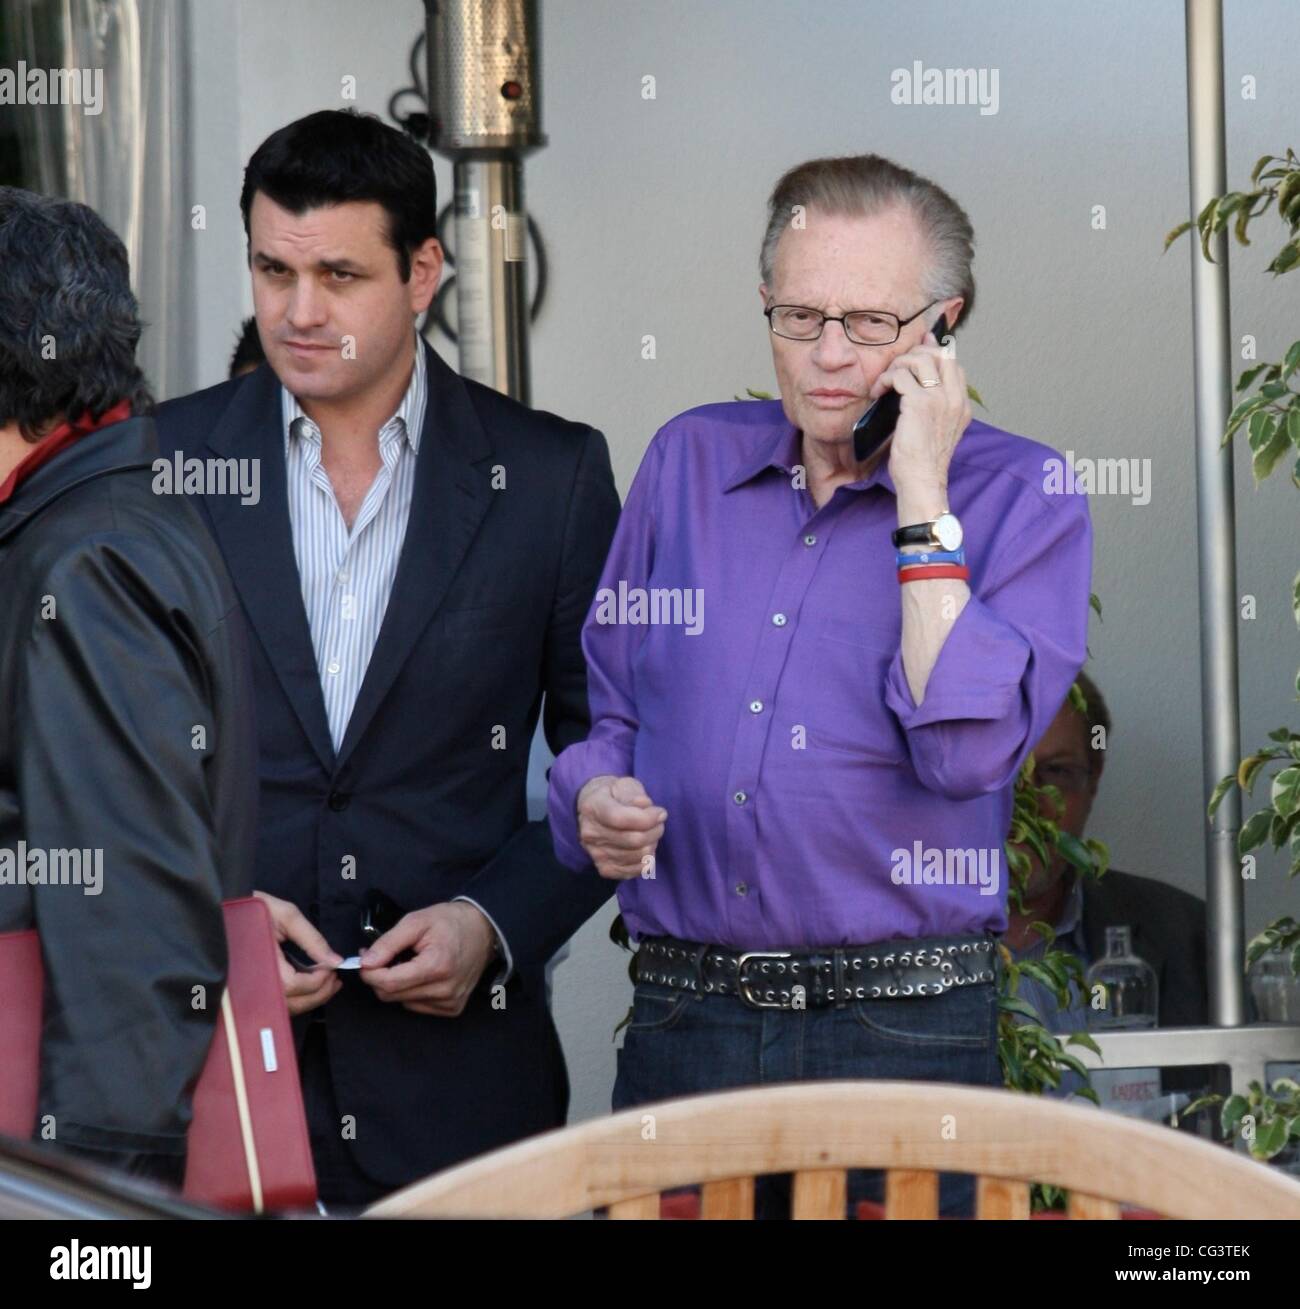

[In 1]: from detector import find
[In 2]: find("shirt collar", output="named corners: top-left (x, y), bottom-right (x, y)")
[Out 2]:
top-left (1010, 871), bottom-right (1087, 963)
top-left (283, 329), bottom-right (426, 455)
top-left (722, 405), bottom-right (898, 497)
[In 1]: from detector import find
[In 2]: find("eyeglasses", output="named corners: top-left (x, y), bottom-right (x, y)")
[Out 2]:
top-left (1033, 763), bottom-right (1094, 793)
top-left (764, 299), bottom-right (937, 346)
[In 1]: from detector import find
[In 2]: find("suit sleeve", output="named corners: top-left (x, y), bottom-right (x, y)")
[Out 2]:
top-left (1163, 893), bottom-right (1210, 1028)
top-left (16, 536), bottom-right (228, 1186)
top-left (459, 427), bottom-right (622, 983)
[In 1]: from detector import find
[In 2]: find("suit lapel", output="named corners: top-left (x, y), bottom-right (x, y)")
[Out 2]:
top-left (202, 364), bottom-right (336, 773)
top-left (333, 341), bottom-right (495, 771)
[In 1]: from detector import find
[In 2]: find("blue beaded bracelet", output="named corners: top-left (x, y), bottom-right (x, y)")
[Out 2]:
top-left (896, 548), bottom-right (966, 567)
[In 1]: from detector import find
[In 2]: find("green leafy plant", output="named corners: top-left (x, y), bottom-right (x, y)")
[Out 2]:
top-left (998, 629), bottom-right (1111, 1210)
top-left (1182, 1079), bottom-right (1300, 1163)
top-left (1176, 152), bottom-right (1300, 957)
top-left (1167, 146), bottom-right (1300, 1160)
top-left (1165, 152), bottom-right (1300, 490)
top-left (997, 761), bottom-right (1106, 1105)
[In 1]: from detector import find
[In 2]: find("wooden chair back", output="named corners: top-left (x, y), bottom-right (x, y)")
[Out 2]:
top-left (364, 1080), bottom-right (1300, 1219)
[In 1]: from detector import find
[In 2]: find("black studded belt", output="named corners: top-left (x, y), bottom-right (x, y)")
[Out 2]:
top-left (634, 932), bottom-right (998, 1009)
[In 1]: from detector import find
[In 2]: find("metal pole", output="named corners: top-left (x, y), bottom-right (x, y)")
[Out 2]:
top-left (453, 156), bottom-right (531, 405)
top-left (1185, 0), bottom-right (1244, 1026)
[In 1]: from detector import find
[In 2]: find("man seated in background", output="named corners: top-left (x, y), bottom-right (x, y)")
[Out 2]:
top-left (1005, 670), bottom-right (1210, 1108)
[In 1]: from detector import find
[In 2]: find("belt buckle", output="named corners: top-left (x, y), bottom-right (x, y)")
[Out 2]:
top-left (735, 950), bottom-right (793, 1009)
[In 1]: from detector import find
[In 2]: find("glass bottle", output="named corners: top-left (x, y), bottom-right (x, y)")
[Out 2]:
top-left (1086, 926), bottom-right (1158, 1030)
top-left (1086, 926), bottom-right (1162, 1118)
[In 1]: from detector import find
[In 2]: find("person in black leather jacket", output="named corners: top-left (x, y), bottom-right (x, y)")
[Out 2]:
top-left (0, 188), bottom-right (257, 1186)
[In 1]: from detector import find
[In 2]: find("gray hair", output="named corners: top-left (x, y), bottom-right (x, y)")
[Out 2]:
top-left (0, 186), bottom-right (153, 441)
top-left (759, 155), bottom-right (976, 326)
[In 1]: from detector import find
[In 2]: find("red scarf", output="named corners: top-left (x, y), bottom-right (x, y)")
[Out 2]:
top-left (0, 399), bottom-right (133, 505)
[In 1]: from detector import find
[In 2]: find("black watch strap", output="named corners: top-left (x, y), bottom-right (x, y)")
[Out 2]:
top-left (892, 522), bottom-right (937, 548)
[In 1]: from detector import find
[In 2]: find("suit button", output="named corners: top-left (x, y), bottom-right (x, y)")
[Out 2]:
top-left (328, 792), bottom-right (350, 811)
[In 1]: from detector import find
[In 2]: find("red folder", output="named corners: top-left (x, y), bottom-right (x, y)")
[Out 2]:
top-left (0, 896), bottom-right (316, 1213)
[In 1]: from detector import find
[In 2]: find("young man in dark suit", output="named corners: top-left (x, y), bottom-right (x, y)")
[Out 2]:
top-left (154, 110), bottom-right (618, 1206)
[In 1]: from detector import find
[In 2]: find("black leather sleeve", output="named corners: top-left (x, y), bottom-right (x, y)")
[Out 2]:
top-left (463, 426), bottom-right (620, 983)
top-left (16, 534), bottom-right (228, 1182)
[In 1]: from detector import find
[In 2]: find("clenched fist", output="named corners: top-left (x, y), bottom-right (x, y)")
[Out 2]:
top-left (576, 774), bottom-right (668, 880)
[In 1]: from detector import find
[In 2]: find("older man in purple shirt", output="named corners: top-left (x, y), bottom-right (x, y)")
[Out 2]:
top-left (548, 154), bottom-right (1092, 1217)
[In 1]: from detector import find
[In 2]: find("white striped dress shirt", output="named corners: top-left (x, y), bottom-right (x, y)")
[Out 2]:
top-left (280, 334), bottom-right (510, 979)
top-left (282, 335), bottom-right (427, 752)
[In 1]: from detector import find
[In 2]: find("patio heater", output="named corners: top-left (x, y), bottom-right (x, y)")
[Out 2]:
top-left (423, 0), bottom-right (543, 404)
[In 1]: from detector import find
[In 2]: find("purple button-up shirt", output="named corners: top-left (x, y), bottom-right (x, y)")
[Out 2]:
top-left (547, 399), bottom-right (1092, 949)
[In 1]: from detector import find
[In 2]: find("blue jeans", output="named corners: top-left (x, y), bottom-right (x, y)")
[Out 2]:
top-left (612, 955), bottom-right (1001, 1219)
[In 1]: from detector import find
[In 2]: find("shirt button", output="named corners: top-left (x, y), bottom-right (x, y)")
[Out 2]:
top-left (326, 659), bottom-right (341, 676)
top-left (772, 613), bottom-right (787, 627)
top-left (735, 883), bottom-right (748, 897)
top-left (803, 534), bottom-right (817, 547)
top-left (733, 790), bottom-right (747, 805)
top-left (338, 569), bottom-right (350, 585)
top-left (749, 700), bottom-right (763, 714)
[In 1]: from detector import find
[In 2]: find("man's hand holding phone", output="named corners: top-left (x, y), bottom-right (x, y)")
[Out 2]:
top-left (853, 312), bottom-right (960, 467)
top-left (852, 311), bottom-right (969, 496)
top-left (880, 314), bottom-right (971, 496)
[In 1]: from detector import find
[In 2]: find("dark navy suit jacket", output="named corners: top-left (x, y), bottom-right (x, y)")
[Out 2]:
top-left (155, 339), bottom-right (617, 1187)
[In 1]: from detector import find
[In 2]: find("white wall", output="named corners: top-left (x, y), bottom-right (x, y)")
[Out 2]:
top-left (181, 0), bottom-right (1300, 1126)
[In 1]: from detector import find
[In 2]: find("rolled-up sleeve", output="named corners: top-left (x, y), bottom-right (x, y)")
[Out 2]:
top-left (547, 434), bottom-right (666, 870)
top-left (883, 493), bottom-right (1093, 800)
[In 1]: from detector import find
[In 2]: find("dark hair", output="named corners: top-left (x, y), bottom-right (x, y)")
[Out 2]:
top-left (240, 109), bottom-right (437, 282)
top-left (229, 316), bottom-right (265, 378)
top-left (0, 186), bottom-right (153, 442)
top-left (1071, 669), bottom-right (1112, 771)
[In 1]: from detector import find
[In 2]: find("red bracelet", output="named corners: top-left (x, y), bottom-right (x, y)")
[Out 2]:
top-left (897, 564), bottom-right (970, 583)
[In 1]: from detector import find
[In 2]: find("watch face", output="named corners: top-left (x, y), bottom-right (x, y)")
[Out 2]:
top-left (935, 513), bottom-right (963, 551)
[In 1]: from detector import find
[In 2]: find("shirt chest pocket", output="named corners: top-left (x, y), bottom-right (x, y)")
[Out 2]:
top-left (801, 613), bottom-right (908, 764)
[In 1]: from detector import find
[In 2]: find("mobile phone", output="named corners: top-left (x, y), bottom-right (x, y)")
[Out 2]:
top-left (360, 888), bottom-right (416, 966)
top-left (852, 311), bottom-right (951, 463)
